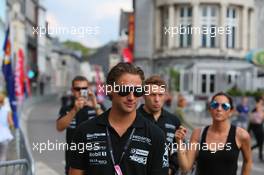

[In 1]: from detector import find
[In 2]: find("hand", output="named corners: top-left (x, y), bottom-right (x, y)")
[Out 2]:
top-left (175, 125), bottom-right (187, 144)
top-left (88, 90), bottom-right (98, 108)
top-left (74, 97), bottom-right (86, 111)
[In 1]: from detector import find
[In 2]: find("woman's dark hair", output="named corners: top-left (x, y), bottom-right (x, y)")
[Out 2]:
top-left (210, 92), bottom-right (234, 110)
top-left (255, 96), bottom-right (263, 103)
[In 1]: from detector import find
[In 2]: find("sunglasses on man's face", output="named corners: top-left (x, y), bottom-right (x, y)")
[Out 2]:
top-left (73, 87), bottom-right (88, 91)
top-left (210, 101), bottom-right (231, 111)
top-left (116, 86), bottom-right (144, 97)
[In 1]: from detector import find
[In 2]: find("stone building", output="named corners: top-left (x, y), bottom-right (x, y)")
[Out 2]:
top-left (134, 0), bottom-right (260, 97)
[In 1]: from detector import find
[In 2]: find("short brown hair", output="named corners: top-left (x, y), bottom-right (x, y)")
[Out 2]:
top-left (71, 75), bottom-right (89, 87)
top-left (106, 62), bottom-right (145, 85)
top-left (145, 75), bottom-right (167, 89)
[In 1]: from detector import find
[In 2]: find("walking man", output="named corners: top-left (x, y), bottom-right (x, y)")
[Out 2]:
top-left (137, 75), bottom-right (181, 175)
top-left (56, 75), bottom-right (103, 175)
top-left (69, 63), bottom-right (168, 175)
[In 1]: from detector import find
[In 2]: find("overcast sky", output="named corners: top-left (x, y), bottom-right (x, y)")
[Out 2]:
top-left (42, 0), bottom-right (132, 48)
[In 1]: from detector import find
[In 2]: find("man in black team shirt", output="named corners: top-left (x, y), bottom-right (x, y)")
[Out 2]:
top-left (137, 75), bottom-right (181, 175)
top-left (69, 63), bottom-right (168, 175)
top-left (56, 75), bottom-right (103, 175)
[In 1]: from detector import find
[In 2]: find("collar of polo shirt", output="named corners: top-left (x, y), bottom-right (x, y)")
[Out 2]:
top-left (139, 104), bottom-right (165, 120)
top-left (96, 109), bottom-right (145, 129)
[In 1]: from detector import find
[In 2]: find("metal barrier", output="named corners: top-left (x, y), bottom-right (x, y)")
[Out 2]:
top-left (18, 129), bottom-right (34, 175)
top-left (0, 159), bottom-right (29, 175)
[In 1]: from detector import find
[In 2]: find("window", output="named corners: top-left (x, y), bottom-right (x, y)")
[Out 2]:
top-left (228, 75), bottom-right (232, 84)
top-left (160, 6), bottom-right (169, 48)
top-left (210, 74), bottom-right (215, 93)
top-left (200, 5), bottom-right (219, 48)
top-left (211, 7), bottom-right (216, 17)
top-left (202, 25), bottom-right (207, 47)
top-left (210, 25), bottom-right (216, 47)
top-left (179, 6), bottom-right (192, 48)
top-left (188, 8), bottom-right (192, 17)
top-left (180, 7), bottom-right (185, 17)
top-left (202, 6), bottom-right (207, 17)
top-left (202, 74), bottom-right (207, 93)
top-left (226, 7), bottom-right (238, 48)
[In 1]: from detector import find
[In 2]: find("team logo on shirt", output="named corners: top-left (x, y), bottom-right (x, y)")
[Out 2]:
top-left (69, 119), bottom-right (77, 128)
top-left (88, 110), bottom-right (96, 115)
top-left (166, 132), bottom-right (175, 143)
top-left (86, 133), bottom-right (106, 140)
top-left (89, 151), bottom-right (107, 157)
top-left (132, 135), bottom-right (152, 145)
top-left (129, 148), bottom-right (149, 165)
top-left (165, 123), bottom-right (176, 130)
top-left (162, 146), bottom-right (169, 168)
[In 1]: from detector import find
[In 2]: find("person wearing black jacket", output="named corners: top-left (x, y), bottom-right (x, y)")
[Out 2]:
top-left (137, 75), bottom-right (181, 175)
top-left (56, 76), bottom-right (103, 175)
top-left (69, 63), bottom-right (169, 175)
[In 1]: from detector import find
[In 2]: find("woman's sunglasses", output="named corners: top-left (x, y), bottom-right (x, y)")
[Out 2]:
top-left (116, 86), bottom-right (144, 97)
top-left (210, 101), bottom-right (231, 111)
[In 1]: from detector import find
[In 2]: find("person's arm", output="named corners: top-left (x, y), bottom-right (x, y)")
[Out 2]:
top-left (56, 97), bottom-right (85, 132)
top-left (69, 168), bottom-right (84, 175)
top-left (237, 128), bottom-right (252, 175)
top-left (88, 90), bottom-right (103, 116)
top-left (7, 112), bottom-right (14, 129)
top-left (69, 126), bottom-right (88, 175)
top-left (175, 126), bottom-right (200, 172)
top-left (150, 131), bottom-right (169, 175)
top-left (56, 108), bottom-right (78, 132)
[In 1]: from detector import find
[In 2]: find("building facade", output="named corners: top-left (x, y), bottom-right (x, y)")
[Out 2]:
top-left (49, 38), bottom-right (82, 92)
top-left (255, 0), bottom-right (264, 49)
top-left (134, 0), bottom-right (259, 97)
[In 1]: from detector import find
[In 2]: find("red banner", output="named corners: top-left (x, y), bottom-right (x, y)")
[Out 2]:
top-left (15, 49), bottom-right (25, 103)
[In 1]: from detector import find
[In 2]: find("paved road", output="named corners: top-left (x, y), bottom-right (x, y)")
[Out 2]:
top-left (24, 96), bottom-right (264, 175)
top-left (25, 95), bottom-right (64, 175)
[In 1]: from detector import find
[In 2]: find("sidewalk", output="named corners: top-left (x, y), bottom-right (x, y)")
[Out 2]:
top-left (6, 130), bottom-right (18, 160)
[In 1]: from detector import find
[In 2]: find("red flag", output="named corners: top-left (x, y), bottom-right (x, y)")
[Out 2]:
top-left (94, 65), bottom-right (105, 103)
top-left (122, 47), bottom-right (133, 63)
top-left (15, 49), bottom-right (25, 103)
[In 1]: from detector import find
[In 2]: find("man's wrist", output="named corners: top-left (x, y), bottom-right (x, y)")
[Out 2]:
top-left (72, 106), bottom-right (79, 113)
top-left (95, 104), bottom-right (101, 110)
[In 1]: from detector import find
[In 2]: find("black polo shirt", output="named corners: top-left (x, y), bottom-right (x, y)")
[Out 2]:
top-left (58, 105), bottom-right (97, 171)
top-left (70, 110), bottom-right (169, 175)
top-left (137, 105), bottom-right (181, 143)
top-left (137, 105), bottom-right (181, 171)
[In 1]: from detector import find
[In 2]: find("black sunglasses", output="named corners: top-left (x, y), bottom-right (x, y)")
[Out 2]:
top-left (116, 86), bottom-right (144, 97)
top-left (73, 87), bottom-right (88, 91)
top-left (210, 101), bottom-right (231, 111)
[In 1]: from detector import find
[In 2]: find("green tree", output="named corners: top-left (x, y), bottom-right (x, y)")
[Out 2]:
top-left (169, 68), bottom-right (180, 91)
top-left (63, 40), bottom-right (95, 57)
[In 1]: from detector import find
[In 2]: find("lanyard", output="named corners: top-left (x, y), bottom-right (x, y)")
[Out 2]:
top-left (106, 127), bottom-right (136, 166)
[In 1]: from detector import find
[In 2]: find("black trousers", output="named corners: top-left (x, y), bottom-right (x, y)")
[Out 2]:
top-left (250, 123), bottom-right (264, 160)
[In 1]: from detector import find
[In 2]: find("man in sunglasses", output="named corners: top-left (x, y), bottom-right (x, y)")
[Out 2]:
top-left (69, 63), bottom-right (168, 175)
top-left (137, 75), bottom-right (181, 175)
top-left (56, 75), bottom-right (103, 175)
